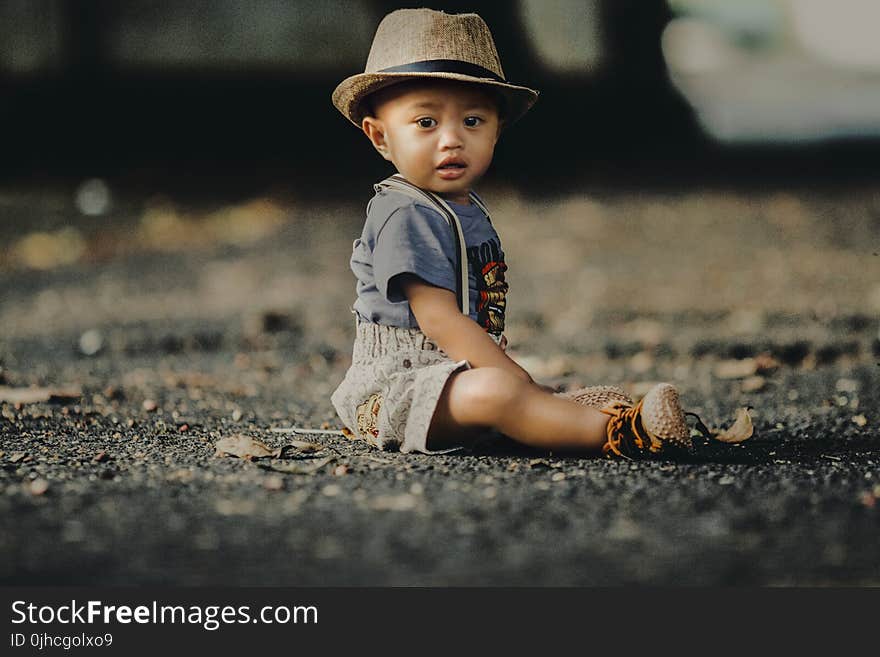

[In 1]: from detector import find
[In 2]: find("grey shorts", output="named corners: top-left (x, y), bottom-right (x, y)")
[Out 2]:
top-left (330, 316), bottom-right (474, 454)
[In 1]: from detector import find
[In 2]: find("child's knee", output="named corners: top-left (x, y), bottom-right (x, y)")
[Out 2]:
top-left (450, 367), bottom-right (526, 421)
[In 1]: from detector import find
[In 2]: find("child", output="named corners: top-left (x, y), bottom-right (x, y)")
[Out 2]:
top-left (330, 8), bottom-right (692, 458)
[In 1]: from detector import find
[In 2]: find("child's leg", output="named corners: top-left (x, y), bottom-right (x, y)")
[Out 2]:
top-left (427, 367), bottom-right (610, 451)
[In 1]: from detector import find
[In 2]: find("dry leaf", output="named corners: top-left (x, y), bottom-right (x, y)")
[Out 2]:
top-left (713, 407), bottom-right (754, 443)
top-left (629, 351), bottom-right (654, 374)
top-left (368, 493), bottom-right (419, 511)
top-left (714, 359), bottom-right (758, 380)
top-left (214, 434), bottom-right (280, 460)
top-left (754, 353), bottom-right (780, 374)
top-left (282, 439), bottom-right (323, 454)
top-left (0, 386), bottom-right (81, 404)
top-left (11, 228), bottom-right (86, 269)
top-left (740, 375), bottom-right (766, 393)
top-left (258, 456), bottom-right (337, 475)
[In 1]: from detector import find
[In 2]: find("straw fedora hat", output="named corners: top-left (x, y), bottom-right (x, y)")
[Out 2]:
top-left (332, 8), bottom-right (539, 127)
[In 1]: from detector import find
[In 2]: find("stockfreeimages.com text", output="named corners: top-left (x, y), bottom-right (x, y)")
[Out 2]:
top-left (11, 600), bottom-right (317, 631)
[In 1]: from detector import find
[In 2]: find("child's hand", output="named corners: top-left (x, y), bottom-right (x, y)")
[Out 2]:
top-left (499, 334), bottom-right (508, 352)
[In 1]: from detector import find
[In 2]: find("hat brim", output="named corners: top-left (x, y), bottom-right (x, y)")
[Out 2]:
top-left (332, 71), bottom-right (539, 128)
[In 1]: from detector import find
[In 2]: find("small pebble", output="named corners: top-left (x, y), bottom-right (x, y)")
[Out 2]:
top-left (143, 399), bottom-right (158, 412)
top-left (231, 409), bottom-right (243, 422)
top-left (79, 329), bottom-right (104, 356)
top-left (836, 378), bottom-right (859, 393)
top-left (29, 478), bottom-right (50, 496)
top-left (263, 475), bottom-right (284, 491)
top-left (322, 484), bottom-right (341, 497)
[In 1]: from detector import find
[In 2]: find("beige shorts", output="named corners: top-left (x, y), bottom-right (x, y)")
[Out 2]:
top-left (330, 315), bottom-right (476, 454)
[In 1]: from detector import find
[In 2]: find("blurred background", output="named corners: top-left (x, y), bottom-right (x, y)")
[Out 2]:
top-left (3, 0), bottom-right (880, 189)
top-left (1, 0), bottom-right (879, 341)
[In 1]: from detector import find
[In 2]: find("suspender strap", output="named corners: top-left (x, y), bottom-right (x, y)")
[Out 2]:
top-left (374, 174), bottom-right (473, 316)
top-left (467, 190), bottom-right (491, 220)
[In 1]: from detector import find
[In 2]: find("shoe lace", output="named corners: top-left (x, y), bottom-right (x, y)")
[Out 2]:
top-left (600, 400), bottom-right (661, 459)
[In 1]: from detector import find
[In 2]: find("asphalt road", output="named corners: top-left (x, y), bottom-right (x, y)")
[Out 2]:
top-left (1, 180), bottom-right (878, 585)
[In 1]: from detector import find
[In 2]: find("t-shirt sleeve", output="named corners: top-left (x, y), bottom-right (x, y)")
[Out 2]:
top-left (372, 202), bottom-right (458, 303)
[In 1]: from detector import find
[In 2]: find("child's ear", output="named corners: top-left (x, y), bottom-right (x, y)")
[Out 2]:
top-left (362, 117), bottom-right (392, 161)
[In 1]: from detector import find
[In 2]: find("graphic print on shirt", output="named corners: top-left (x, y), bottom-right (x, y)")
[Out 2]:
top-left (467, 237), bottom-right (508, 336)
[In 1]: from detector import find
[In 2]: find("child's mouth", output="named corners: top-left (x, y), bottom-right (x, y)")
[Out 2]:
top-left (436, 164), bottom-right (467, 180)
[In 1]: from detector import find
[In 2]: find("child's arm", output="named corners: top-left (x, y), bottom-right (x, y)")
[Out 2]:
top-left (398, 274), bottom-right (535, 384)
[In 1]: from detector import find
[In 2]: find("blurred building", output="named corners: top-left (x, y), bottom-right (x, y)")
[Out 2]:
top-left (1, 0), bottom-right (878, 183)
top-left (663, 0), bottom-right (880, 143)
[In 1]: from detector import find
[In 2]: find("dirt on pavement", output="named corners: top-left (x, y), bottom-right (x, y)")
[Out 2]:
top-left (1, 178), bottom-right (878, 585)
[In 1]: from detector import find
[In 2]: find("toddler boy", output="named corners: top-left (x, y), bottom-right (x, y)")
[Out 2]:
top-left (330, 8), bottom-right (691, 457)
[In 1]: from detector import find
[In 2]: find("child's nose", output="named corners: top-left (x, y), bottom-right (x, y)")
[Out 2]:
top-left (438, 125), bottom-right (464, 149)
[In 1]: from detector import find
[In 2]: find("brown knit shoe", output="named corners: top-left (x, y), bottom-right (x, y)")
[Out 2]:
top-left (599, 383), bottom-right (691, 458)
top-left (556, 385), bottom-right (635, 409)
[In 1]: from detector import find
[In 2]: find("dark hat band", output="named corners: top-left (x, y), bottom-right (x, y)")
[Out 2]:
top-left (377, 59), bottom-right (505, 83)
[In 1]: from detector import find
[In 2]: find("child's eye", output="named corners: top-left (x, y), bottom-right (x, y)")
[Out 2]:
top-left (416, 118), bottom-right (437, 128)
top-left (464, 116), bottom-right (483, 127)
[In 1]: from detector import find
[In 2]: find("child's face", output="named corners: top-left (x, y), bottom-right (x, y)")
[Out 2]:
top-left (361, 80), bottom-right (501, 204)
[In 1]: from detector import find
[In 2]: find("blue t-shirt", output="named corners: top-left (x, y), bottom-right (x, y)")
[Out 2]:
top-left (350, 187), bottom-right (508, 336)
